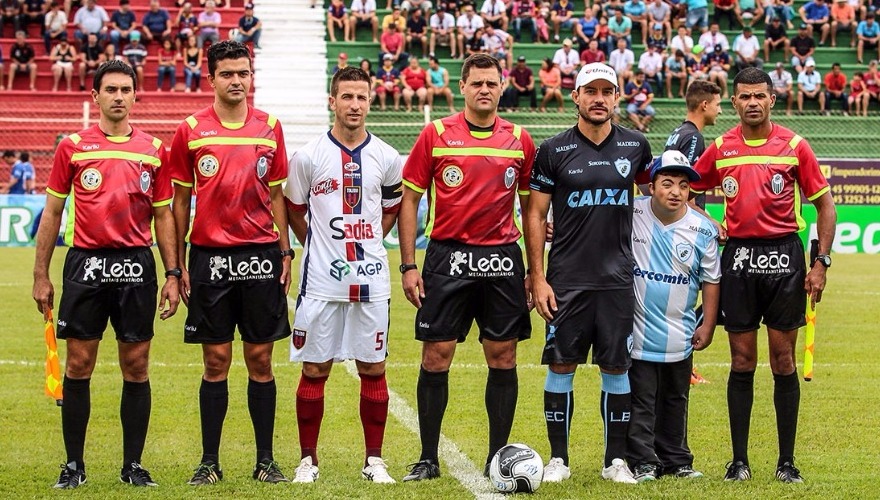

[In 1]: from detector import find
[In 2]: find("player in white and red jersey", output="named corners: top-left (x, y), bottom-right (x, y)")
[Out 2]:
top-left (167, 41), bottom-right (293, 486)
top-left (692, 67), bottom-right (837, 484)
top-left (399, 54), bottom-right (535, 482)
top-left (33, 60), bottom-right (180, 490)
top-left (284, 67), bottom-right (402, 485)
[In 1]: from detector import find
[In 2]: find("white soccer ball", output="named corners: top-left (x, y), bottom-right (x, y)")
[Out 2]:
top-left (488, 443), bottom-right (544, 493)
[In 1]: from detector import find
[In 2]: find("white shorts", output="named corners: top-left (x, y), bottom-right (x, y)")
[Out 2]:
top-left (290, 296), bottom-right (390, 364)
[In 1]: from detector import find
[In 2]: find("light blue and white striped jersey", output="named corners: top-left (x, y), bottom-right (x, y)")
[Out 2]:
top-left (631, 196), bottom-right (721, 363)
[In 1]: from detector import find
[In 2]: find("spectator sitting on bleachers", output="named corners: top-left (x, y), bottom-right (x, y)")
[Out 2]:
top-left (665, 49), bottom-right (688, 97)
top-left (705, 43), bottom-right (731, 96)
top-left (465, 26), bottom-right (486, 55)
top-left (790, 23), bottom-right (816, 72)
top-left (73, 0), bottom-right (109, 47)
top-left (480, 0), bottom-right (508, 31)
top-left (77, 31), bottom-right (104, 90)
top-left (456, 5), bottom-right (484, 58)
top-left (797, 60), bottom-right (824, 112)
top-left (1, 0), bottom-right (20, 38)
top-left (623, 0), bottom-right (649, 45)
top-left (50, 34), bottom-right (77, 91)
top-left (685, 0), bottom-right (710, 33)
top-left (849, 71), bottom-right (867, 115)
top-left (511, 0), bottom-right (538, 43)
top-left (687, 44), bottom-right (709, 84)
top-left (770, 61), bottom-right (794, 114)
top-left (358, 57), bottom-right (377, 102)
top-left (550, 0), bottom-right (575, 43)
top-left (553, 37), bottom-right (580, 87)
top-left (103, 40), bottom-right (122, 60)
top-left (176, 2), bottom-right (197, 52)
top-left (157, 36), bottom-right (178, 91)
top-left (601, 0), bottom-right (625, 19)
top-left (235, 3), bottom-right (261, 49)
top-left (401, 56), bottom-right (428, 111)
top-left (182, 33), bottom-right (201, 91)
top-left (406, 7), bottom-right (428, 58)
top-left (646, 0), bottom-right (671, 42)
top-left (375, 53), bottom-right (402, 110)
top-left (638, 43), bottom-right (664, 94)
top-left (581, 38), bottom-right (606, 63)
top-left (713, 0), bottom-right (737, 29)
top-left (623, 69), bottom-right (655, 131)
top-left (766, 0), bottom-right (795, 27)
top-left (830, 0), bottom-right (855, 47)
top-left (538, 57), bottom-right (563, 111)
top-left (197, 0), bottom-right (221, 47)
top-left (799, 0), bottom-right (830, 44)
top-left (141, 0), bottom-right (171, 44)
top-left (430, 6), bottom-right (456, 57)
top-left (44, 2), bottom-right (68, 54)
top-left (861, 0), bottom-right (880, 20)
top-left (535, 0), bottom-right (552, 43)
top-left (732, 25), bottom-right (763, 71)
top-left (331, 51), bottom-right (348, 73)
top-left (482, 24), bottom-right (512, 66)
top-left (198, 0), bottom-right (225, 7)
top-left (609, 36), bottom-right (635, 87)
top-left (19, 0), bottom-right (47, 36)
top-left (502, 55), bottom-right (537, 110)
top-left (735, 0), bottom-right (763, 27)
top-left (381, 22), bottom-right (409, 67)
top-left (609, 8), bottom-right (633, 51)
top-left (350, 0), bottom-right (379, 42)
top-left (698, 22), bottom-right (729, 53)
top-left (382, 5), bottom-right (406, 33)
top-left (862, 59), bottom-right (878, 108)
top-left (823, 62), bottom-right (848, 113)
top-left (109, 0), bottom-right (138, 51)
top-left (7, 31), bottom-right (37, 91)
top-left (572, 8), bottom-right (597, 52)
top-left (646, 22), bottom-right (668, 53)
top-left (427, 55), bottom-right (456, 111)
top-left (402, 0), bottom-right (432, 16)
top-left (123, 30), bottom-right (146, 88)
top-left (763, 16), bottom-right (788, 60)
top-left (670, 25), bottom-right (694, 54)
top-left (856, 13), bottom-right (880, 64)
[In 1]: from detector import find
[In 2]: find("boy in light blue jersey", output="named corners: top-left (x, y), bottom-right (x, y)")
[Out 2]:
top-left (626, 150), bottom-right (721, 482)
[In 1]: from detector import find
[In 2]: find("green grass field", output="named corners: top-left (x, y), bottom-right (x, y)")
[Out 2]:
top-left (1, 247), bottom-right (878, 499)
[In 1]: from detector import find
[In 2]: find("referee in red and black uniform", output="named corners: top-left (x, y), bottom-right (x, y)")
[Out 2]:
top-left (692, 67), bottom-right (837, 484)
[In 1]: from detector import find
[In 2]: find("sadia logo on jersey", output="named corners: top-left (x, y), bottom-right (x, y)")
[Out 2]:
top-left (82, 256), bottom-right (144, 283)
top-left (330, 217), bottom-right (376, 240)
top-left (448, 251), bottom-right (514, 278)
top-left (208, 255), bottom-right (275, 281)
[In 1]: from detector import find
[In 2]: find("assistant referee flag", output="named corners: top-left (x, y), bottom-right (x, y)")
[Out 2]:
top-left (44, 309), bottom-right (62, 405)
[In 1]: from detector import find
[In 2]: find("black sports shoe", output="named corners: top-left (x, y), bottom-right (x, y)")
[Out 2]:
top-left (187, 462), bottom-right (223, 485)
top-left (253, 460), bottom-right (288, 483)
top-left (668, 464), bottom-right (704, 478)
top-left (120, 462), bottom-right (158, 486)
top-left (54, 463), bottom-right (86, 489)
top-left (632, 463), bottom-right (659, 482)
top-left (724, 461), bottom-right (752, 481)
top-left (776, 461), bottom-right (804, 483)
top-left (402, 460), bottom-right (441, 482)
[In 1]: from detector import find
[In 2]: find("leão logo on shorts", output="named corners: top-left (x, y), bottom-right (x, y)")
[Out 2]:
top-left (448, 251), bottom-right (514, 278)
top-left (80, 168), bottom-right (102, 191)
top-left (208, 254), bottom-right (275, 281)
top-left (198, 154), bottom-right (219, 177)
top-left (732, 246), bottom-right (791, 274)
top-left (442, 165), bottom-right (464, 187)
top-left (82, 255), bottom-right (144, 283)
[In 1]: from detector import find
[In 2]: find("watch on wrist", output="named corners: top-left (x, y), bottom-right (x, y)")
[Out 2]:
top-left (165, 268), bottom-right (182, 279)
top-left (280, 248), bottom-right (294, 259)
top-left (813, 254), bottom-right (831, 268)
top-left (399, 263), bottom-right (418, 274)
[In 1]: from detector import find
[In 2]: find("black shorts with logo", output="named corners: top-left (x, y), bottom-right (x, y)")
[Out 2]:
top-left (57, 247), bottom-right (157, 342)
top-left (415, 239), bottom-right (531, 343)
top-left (185, 243), bottom-right (291, 344)
top-left (721, 234), bottom-right (806, 333)
top-left (541, 287), bottom-right (635, 370)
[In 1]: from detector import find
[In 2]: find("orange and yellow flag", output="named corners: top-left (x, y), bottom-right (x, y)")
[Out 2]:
top-left (44, 309), bottom-right (63, 405)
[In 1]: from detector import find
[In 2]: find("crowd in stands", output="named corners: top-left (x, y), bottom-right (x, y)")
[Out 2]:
top-left (327, 0), bottom-right (880, 116)
top-left (0, 0), bottom-right (261, 92)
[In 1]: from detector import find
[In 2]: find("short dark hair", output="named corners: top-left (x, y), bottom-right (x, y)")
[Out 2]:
top-left (207, 40), bottom-right (251, 77)
top-left (330, 66), bottom-right (372, 96)
top-left (2, 150), bottom-right (15, 158)
top-left (93, 60), bottom-right (137, 91)
top-left (832, 62), bottom-right (841, 68)
top-left (686, 80), bottom-right (721, 111)
top-left (19, 152), bottom-right (29, 162)
top-left (461, 53), bottom-right (502, 83)
top-left (733, 67), bottom-right (772, 94)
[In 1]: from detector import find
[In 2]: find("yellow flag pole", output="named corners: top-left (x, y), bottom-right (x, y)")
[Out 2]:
top-left (44, 309), bottom-right (63, 405)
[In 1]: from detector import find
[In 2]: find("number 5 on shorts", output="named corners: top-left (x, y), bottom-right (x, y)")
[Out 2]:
top-left (375, 331), bottom-right (385, 351)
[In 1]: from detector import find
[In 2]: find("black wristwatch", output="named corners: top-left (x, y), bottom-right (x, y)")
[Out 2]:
top-left (280, 248), bottom-right (295, 259)
top-left (812, 254), bottom-right (831, 268)
top-left (399, 263), bottom-right (418, 274)
top-left (165, 268), bottom-right (182, 279)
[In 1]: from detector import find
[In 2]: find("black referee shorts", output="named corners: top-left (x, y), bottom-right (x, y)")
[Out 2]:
top-left (721, 234), bottom-right (807, 333)
top-left (415, 239), bottom-right (531, 343)
top-left (57, 247), bottom-right (157, 343)
top-left (184, 243), bottom-right (291, 344)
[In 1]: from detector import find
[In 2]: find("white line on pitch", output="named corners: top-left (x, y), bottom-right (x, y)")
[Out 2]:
top-left (286, 297), bottom-right (504, 500)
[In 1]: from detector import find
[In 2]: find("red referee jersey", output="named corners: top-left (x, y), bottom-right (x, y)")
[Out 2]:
top-left (46, 125), bottom-right (171, 249)
top-left (403, 112), bottom-right (535, 246)
top-left (167, 105), bottom-right (288, 247)
top-left (692, 123), bottom-right (830, 239)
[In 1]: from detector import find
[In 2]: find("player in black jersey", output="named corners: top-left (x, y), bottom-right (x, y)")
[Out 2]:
top-left (525, 63), bottom-right (653, 485)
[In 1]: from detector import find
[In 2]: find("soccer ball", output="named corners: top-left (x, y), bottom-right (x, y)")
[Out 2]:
top-left (488, 444), bottom-right (544, 493)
